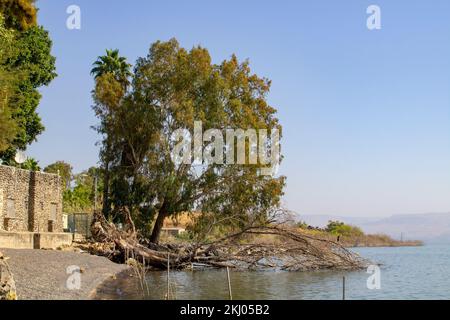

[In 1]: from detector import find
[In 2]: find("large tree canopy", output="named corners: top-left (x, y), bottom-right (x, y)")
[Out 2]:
top-left (0, 0), bottom-right (37, 30)
top-left (0, 14), bottom-right (17, 152)
top-left (0, 0), bottom-right (56, 164)
top-left (93, 39), bottom-right (285, 243)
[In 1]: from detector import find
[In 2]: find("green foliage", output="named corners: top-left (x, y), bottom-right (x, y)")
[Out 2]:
top-left (63, 167), bottom-right (103, 214)
top-left (0, 100), bottom-right (16, 152)
top-left (296, 221), bottom-right (309, 229)
top-left (92, 39), bottom-right (286, 243)
top-left (0, 14), bottom-right (17, 152)
top-left (0, 0), bottom-right (37, 31)
top-left (10, 25), bottom-right (57, 86)
top-left (91, 49), bottom-right (132, 218)
top-left (325, 220), bottom-right (364, 237)
top-left (175, 231), bottom-right (194, 241)
top-left (44, 161), bottom-right (73, 191)
top-left (0, 6), bottom-right (57, 164)
top-left (42, 160), bottom-right (102, 214)
top-left (91, 49), bottom-right (132, 87)
top-left (63, 180), bottom-right (93, 213)
top-left (19, 156), bottom-right (39, 171)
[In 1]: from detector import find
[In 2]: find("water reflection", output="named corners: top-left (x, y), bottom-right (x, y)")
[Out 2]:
top-left (95, 245), bottom-right (450, 300)
top-left (96, 269), bottom-right (360, 300)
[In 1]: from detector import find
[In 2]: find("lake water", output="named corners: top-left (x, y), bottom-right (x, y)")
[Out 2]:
top-left (97, 244), bottom-right (450, 300)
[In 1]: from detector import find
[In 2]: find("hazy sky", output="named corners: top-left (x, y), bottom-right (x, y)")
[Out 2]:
top-left (28, 0), bottom-right (450, 217)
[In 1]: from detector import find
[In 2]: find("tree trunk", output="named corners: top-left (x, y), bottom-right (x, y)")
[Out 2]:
top-left (102, 161), bottom-right (110, 218)
top-left (150, 210), bottom-right (167, 244)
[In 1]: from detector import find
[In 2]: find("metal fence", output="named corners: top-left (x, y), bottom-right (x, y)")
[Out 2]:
top-left (66, 213), bottom-right (93, 238)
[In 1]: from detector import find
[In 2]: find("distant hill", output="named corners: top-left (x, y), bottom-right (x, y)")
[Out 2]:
top-left (297, 213), bottom-right (450, 243)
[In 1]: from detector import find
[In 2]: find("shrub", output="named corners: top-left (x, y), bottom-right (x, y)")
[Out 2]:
top-left (325, 220), bottom-right (364, 237)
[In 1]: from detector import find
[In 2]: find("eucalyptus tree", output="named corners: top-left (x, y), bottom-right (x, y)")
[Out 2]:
top-left (95, 39), bottom-right (286, 243)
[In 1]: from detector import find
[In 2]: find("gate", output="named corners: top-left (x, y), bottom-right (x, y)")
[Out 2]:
top-left (66, 213), bottom-right (93, 238)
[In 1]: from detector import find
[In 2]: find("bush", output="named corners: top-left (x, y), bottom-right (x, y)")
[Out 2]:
top-left (296, 221), bottom-right (309, 229)
top-left (325, 221), bottom-right (364, 237)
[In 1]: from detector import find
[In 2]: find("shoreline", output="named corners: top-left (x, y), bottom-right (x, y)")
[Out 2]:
top-left (1, 240), bottom-right (423, 300)
top-left (346, 243), bottom-right (423, 248)
top-left (297, 229), bottom-right (423, 248)
top-left (91, 268), bottom-right (137, 300)
top-left (1, 248), bottom-right (129, 300)
top-left (342, 239), bottom-right (423, 248)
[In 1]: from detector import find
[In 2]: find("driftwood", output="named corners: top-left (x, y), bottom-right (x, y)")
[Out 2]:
top-left (89, 211), bottom-right (367, 271)
top-left (0, 251), bottom-right (17, 300)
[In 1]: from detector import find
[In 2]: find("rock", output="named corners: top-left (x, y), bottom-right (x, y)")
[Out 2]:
top-left (0, 251), bottom-right (17, 300)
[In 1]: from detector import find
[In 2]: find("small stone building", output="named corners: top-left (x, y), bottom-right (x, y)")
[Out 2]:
top-left (0, 165), bottom-right (71, 249)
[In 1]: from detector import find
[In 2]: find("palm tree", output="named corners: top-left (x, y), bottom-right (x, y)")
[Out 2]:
top-left (91, 49), bottom-right (132, 218)
top-left (91, 49), bottom-right (132, 87)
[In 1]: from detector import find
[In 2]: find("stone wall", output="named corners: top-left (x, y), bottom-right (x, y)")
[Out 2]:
top-left (0, 165), bottom-right (63, 233)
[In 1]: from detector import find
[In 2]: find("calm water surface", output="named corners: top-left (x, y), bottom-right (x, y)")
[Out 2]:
top-left (98, 244), bottom-right (450, 300)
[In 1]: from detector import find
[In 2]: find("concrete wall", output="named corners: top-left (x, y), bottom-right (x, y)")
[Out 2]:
top-left (0, 231), bottom-right (72, 250)
top-left (0, 231), bottom-right (34, 249)
top-left (33, 232), bottom-right (73, 249)
top-left (0, 165), bottom-right (63, 233)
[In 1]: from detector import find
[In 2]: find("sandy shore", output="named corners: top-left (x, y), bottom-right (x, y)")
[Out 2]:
top-left (1, 248), bottom-right (129, 300)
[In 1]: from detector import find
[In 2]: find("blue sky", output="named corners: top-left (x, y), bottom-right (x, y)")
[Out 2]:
top-left (29, 0), bottom-right (450, 217)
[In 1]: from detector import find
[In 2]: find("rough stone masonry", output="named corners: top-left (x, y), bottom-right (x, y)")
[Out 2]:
top-left (0, 165), bottom-right (63, 233)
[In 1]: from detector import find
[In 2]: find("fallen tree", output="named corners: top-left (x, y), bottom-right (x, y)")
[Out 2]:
top-left (87, 210), bottom-right (367, 271)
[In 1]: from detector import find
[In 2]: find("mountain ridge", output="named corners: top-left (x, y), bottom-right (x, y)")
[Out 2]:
top-left (296, 212), bottom-right (450, 243)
